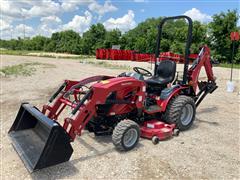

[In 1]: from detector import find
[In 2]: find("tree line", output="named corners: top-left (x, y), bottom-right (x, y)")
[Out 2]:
top-left (0, 10), bottom-right (239, 63)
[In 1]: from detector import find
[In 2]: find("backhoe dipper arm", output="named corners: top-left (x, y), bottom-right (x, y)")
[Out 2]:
top-left (188, 45), bottom-right (216, 92)
top-left (188, 45), bottom-right (218, 107)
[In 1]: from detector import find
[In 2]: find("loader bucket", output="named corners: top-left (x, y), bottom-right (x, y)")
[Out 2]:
top-left (8, 103), bottom-right (73, 172)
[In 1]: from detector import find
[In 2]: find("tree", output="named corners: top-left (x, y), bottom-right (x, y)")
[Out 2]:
top-left (122, 17), bottom-right (160, 52)
top-left (48, 30), bottom-right (82, 54)
top-left (209, 10), bottom-right (239, 63)
top-left (31, 36), bottom-right (49, 51)
top-left (22, 39), bottom-right (34, 50)
top-left (104, 29), bottom-right (121, 48)
top-left (82, 23), bottom-right (106, 54)
top-left (134, 37), bottom-right (147, 52)
top-left (121, 17), bottom-right (207, 55)
top-left (170, 41), bottom-right (185, 54)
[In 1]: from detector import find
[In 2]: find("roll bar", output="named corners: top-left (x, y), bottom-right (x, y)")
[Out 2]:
top-left (154, 15), bottom-right (193, 84)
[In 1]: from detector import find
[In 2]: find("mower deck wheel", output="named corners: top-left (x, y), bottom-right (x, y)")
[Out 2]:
top-left (152, 136), bottom-right (160, 145)
top-left (112, 120), bottom-right (140, 151)
top-left (173, 129), bottom-right (180, 136)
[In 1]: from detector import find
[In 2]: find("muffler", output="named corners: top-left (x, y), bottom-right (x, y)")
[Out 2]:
top-left (8, 103), bottom-right (73, 172)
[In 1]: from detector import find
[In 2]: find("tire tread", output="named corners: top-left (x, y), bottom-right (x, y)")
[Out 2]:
top-left (112, 120), bottom-right (140, 151)
top-left (163, 95), bottom-right (196, 130)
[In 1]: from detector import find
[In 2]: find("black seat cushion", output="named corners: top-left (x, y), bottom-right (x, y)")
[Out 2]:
top-left (146, 60), bottom-right (176, 86)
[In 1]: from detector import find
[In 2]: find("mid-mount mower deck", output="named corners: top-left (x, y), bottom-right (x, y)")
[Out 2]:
top-left (8, 15), bottom-right (217, 172)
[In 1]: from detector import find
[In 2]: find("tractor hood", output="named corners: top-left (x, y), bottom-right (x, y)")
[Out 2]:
top-left (92, 77), bottom-right (143, 89)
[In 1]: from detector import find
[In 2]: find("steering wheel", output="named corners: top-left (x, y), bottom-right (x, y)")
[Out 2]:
top-left (133, 67), bottom-right (152, 77)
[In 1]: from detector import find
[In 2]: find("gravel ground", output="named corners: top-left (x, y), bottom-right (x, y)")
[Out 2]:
top-left (0, 55), bottom-right (239, 179)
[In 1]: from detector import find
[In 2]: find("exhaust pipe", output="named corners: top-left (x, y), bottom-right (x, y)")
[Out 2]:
top-left (8, 103), bottom-right (73, 172)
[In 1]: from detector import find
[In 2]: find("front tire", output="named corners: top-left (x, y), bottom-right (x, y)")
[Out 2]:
top-left (163, 95), bottom-right (196, 131)
top-left (112, 120), bottom-right (140, 151)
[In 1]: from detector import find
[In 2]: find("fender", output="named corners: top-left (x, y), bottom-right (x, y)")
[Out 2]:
top-left (159, 86), bottom-right (189, 112)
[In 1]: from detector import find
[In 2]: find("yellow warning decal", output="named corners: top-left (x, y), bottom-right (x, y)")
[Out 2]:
top-left (101, 80), bottom-right (110, 84)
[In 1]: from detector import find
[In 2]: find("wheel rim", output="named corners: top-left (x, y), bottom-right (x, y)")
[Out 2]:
top-left (123, 128), bottom-right (138, 148)
top-left (180, 104), bottom-right (193, 126)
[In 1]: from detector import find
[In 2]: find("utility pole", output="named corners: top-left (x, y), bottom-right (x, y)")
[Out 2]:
top-left (23, 16), bottom-right (26, 39)
top-left (10, 29), bottom-right (13, 39)
top-left (227, 31), bottom-right (239, 93)
top-left (230, 32), bottom-right (239, 81)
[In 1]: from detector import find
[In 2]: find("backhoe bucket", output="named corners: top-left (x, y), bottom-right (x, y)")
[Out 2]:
top-left (8, 103), bottom-right (73, 172)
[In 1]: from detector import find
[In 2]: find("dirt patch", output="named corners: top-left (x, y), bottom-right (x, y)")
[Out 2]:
top-left (136, 156), bottom-right (181, 179)
top-left (79, 59), bottom-right (131, 70)
top-left (0, 55), bottom-right (239, 179)
top-left (27, 52), bottom-right (93, 59)
top-left (0, 62), bottom-right (56, 77)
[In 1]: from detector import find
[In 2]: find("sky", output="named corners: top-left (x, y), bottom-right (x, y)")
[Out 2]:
top-left (0, 0), bottom-right (239, 39)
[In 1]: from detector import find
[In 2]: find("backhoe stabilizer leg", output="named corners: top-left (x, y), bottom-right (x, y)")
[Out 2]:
top-left (195, 82), bottom-right (218, 107)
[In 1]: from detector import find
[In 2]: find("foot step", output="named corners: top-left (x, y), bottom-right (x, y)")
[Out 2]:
top-left (145, 105), bottom-right (161, 112)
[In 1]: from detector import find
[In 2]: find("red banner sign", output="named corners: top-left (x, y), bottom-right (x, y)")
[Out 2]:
top-left (230, 32), bottom-right (239, 41)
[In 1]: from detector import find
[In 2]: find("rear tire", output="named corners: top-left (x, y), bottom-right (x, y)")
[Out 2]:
top-left (112, 120), bottom-right (140, 151)
top-left (163, 95), bottom-right (196, 131)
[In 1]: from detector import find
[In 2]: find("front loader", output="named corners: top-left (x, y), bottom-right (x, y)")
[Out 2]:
top-left (8, 15), bottom-right (217, 172)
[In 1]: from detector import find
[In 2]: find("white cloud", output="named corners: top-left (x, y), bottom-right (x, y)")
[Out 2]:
top-left (0, 19), bottom-right (12, 31)
top-left (1, 23), bottom-right (35, 39)
top-left (23, 0), bottom-right (61, 18)
top-left (38, 24), bottom-right (60, 37)
top-left (0, 31), bottom-right (11, 40)
top-left (0, 0), bottom-right (63, 19)
top-left (0, 0), bottom-right (94, 19)
top-left (38, 16), bottom-right (62, 37)
top-left (40, 16), bottom-right (62, 24)
top-left (0, 0), bottom-right (121, 39)
top-left (103, 10), bottom-right (136, 32)
top-left (61, 0), bottom-right (93, 12)
top-left (88, 0), bottom-right (117, 17)
top-left (140, 9), bottom-right (145, 13)
top-left (15, 24), bottom-right (34, 34)
top-left (63, 11), bottom-right (92, 34)
top-left (0, 0), bottom-right (93, 39)
top-left (0, 0), bottom-right (25, 18)
top-left (13, 24), bottom-right (35, 38)
top-left (184, 8), bottom-right (212, 23)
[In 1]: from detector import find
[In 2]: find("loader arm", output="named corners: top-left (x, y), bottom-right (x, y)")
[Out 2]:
top-left (42, 75), bottom-right (113, 120)
top-left (188, 45), bottom-right (218, 106)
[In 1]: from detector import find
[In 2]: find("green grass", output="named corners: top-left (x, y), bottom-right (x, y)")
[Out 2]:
top-left (0, 62), bottom-right (51, 77)
top-left (0, 49), bottom-right (94, 59)
top-left (0, 49), bottom-right (39, 56)
top-left (55, 55), bottom-right (94, 59)
top-left (218, 63), bottom-right (240, 69)
top-left (79, 59), bottom-right (131, 70)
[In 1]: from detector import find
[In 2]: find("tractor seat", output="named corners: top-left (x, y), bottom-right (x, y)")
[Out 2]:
top-left (146, 60), bottom-right (176, 86)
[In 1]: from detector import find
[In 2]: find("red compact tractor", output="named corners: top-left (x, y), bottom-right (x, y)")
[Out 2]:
top-left (9, 16), bottom-right (217, 172)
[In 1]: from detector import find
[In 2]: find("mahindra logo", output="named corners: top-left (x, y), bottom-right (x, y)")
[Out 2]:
top-left (121, 82), bottom-right (132, 86)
